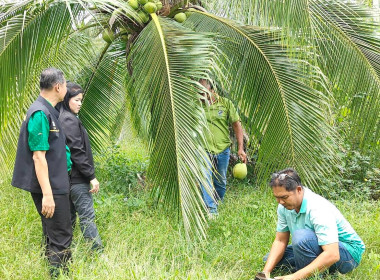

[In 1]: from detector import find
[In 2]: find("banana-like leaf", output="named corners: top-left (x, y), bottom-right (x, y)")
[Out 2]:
top-left (127, 14), bottom-right (219, 239)
top-left (185, 12), bottom-right (337, 187)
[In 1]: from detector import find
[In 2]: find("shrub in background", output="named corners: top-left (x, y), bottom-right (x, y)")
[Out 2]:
top-left (319, 142), bottom-right (379, 200)
top-left (94, 144), bottom-right (148, 196)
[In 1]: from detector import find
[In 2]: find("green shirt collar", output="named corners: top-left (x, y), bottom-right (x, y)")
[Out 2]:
top-left (290, 188), bottom-right (307, 215)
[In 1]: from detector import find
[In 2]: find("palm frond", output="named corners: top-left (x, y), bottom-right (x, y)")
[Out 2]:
top-left (0, 2), bottom-right (86, 177)
top-left (77, 40), bottom-right (127, 151)
top-left (185, 12), bottom-right (338, 188)
top-left (203, 0), bottom-right (380, 154)
top-left (127, 14), bottom-right (219, 239)
top-left (310, 2), bottom-right (380, 150)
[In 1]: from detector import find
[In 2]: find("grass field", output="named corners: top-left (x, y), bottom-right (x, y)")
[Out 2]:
top-left (1, 170), bottom-right (379, 280)
top-left (1, 136), bottom-right (379, 279)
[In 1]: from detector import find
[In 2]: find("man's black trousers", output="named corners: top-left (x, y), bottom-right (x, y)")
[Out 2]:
top-left (31, 193), bottom-right (73, 269)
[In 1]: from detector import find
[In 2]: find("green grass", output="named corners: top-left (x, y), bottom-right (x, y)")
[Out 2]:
top-left (1, 174), bottom-right (379, 279)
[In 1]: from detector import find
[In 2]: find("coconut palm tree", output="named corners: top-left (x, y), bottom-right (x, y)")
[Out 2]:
top-left (1, 0), bottom-right (379, 239)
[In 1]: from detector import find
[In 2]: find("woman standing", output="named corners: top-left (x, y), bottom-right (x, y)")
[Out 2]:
top-left (58, 82), bottom-right (103, 251)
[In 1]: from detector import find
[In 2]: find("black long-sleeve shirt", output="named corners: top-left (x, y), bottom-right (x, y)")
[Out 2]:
top-left (58, 108), bottom-right (95, 184)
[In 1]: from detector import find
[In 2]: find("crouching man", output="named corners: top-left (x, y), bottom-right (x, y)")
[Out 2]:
top-left (257, 168), bottom-right (365, 280)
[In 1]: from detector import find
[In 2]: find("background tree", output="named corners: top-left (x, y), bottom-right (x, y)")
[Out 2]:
top-left (1, 0), bottom-right (379, 238)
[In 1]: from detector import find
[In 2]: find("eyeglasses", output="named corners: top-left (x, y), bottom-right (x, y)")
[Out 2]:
top-left (273, 173), bottom-right (296, 182)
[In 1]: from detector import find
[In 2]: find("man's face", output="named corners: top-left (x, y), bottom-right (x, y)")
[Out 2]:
top-left (272, 185), bottom-right (303, 212)
top-left (199, 79), bottom-right (212, 91)
top-left (198, 79), bottom-right (212, 103)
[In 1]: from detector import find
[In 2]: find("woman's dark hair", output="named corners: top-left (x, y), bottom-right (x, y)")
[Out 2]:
top-left (270, 168), bottom-right (302, 191)
top-left (61, 82), bottom-right (83, 112)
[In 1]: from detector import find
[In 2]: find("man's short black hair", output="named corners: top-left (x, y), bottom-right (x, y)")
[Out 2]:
top-left (40, 68), bottom-right (65, 90)
top-left (270, 168), bottom-right (302, 191)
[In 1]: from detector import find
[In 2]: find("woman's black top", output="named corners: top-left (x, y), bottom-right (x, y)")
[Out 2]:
top-left (58, 108), bottom-right (95, 184)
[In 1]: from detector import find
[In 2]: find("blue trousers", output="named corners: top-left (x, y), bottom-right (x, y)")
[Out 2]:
top-left (201, 147), bottom-right (230, 213)
top-left (264, 229), bottom-right (358, 275)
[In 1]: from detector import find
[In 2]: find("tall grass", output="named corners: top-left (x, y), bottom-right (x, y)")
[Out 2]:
top-left (1, 174), bottom-right (379, 279)
top-left (1, 135), bottom-right (379, 279)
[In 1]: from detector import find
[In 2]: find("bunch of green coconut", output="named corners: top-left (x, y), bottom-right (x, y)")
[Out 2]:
top-left (102, 0), bottom-right (162, 43)
top-left (128, 0), bottom-right (163, 24)
top-left (101, 1), bottom-right (197, 44)
top-left (173, 8), bottom-right (197, 23)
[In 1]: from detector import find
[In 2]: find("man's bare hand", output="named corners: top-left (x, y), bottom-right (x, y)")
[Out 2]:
top-left (41, 194), bottom-right (55, 218)
top-left (238, 149), bottom-right (247, 164)
top-left (274, 274), bottom-right (295, 280)
top-left (89, 178), bottom-right (100, 194)
top-left (254, 271), bottom-right (272, 280)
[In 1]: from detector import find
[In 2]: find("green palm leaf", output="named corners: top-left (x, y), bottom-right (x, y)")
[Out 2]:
top-left (0, 0), bottom-right (137, 177)
top-left (310, 2), bottom-right (380, 149)
top-left (0, 2), bottom-right (85, 177)
top-left (78, 40), bottom-right (127, 151)
top-left (185, 12), bottom-right (337, 187)
top-left (204, 0), bottom-right (380, 154)
top-left (127, 14), bottom-right (219, 239)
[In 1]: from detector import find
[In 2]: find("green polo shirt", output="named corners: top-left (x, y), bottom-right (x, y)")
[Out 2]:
top-left (27, 104), bottom-right (72, 172)
top-left (202, 96), bottom-right (240, 154)
top-left (276, 188), bottom-right (365, 263)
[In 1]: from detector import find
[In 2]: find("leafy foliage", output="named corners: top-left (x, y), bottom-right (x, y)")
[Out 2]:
top-left (78, 41), bottom-right (128, 151)
top-left (95, 144), bottom-right (148, 195)
top-left (185, 11), bottom-right (337, 186)
top-left (203, 0), bottom-right (380, 157)
top-left (319, 143), bottom-right (380, 200)
top-left (127, 14), bottom-right (219, 238)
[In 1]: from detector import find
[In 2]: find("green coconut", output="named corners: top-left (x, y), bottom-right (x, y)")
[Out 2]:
top-left (232, 163), bottom-right (247, 180)
top-left (127, 0), bottom-right (139, 10)
top-left (185, 7), bottom-right (197, 17)
top-left (138, 11), bottom-right (150, 23)
top-left (144, 2), bottom-right (157, 14)
top-left (102, 28), bottom-right (114, 43)
top-left (156, 2), bottom-right (163, 10)
top-left (138, 0), bottom-right (149, 5)
top-left (174, 12), bottom-right (187, 23)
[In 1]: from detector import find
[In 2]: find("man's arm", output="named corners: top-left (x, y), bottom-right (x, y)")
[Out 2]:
top-left (232, 121), bottom-right (247, 163)
top-left (276, 243), bottom-right (340, 280)
top-left (262, 231), bottom-right (290, 278)
top-left (33, 151), bottom-right (55, 218)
